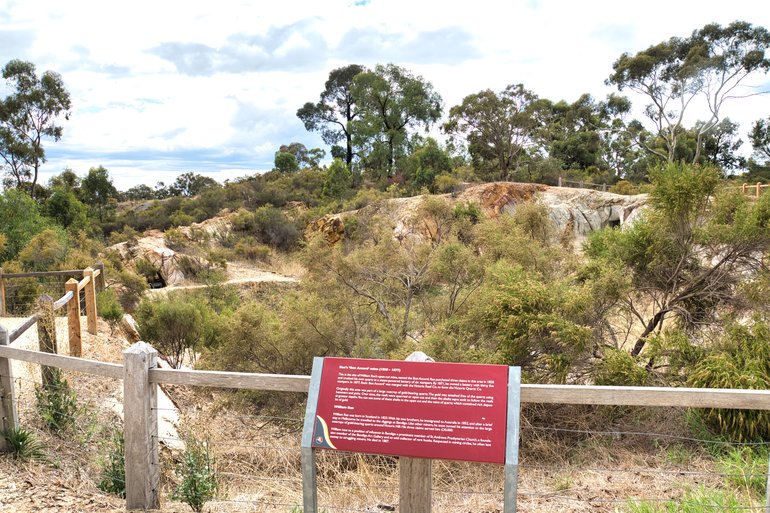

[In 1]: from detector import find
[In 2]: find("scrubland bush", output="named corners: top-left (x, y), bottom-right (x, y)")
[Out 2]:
top-left (97, 289), bottom-right (124, 333)
top-left (688, 320), bottom-right (770, 442)
top-left (136, 296), bottom-right (221, 368)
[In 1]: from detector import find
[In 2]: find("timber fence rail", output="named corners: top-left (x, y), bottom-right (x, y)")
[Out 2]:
top-left (557, 176), bottom-right (610, 192)
top-left (725, 182), bottom-right (770, 199)
top-left (0, 262), bottom-right (105, 317)
top-left (2, 338), bottom-right (770, 511)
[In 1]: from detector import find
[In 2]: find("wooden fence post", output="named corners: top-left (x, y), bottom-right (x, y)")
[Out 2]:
top-left (0, 325), bottom-right (19, 450)
top-left (0, 267), bottom-right (6, 317)
top-left (123, 342), bottom-right (160, 510)
top-left (757, 182), bottom-right (762, 198)
top-left (399, 457), bottom-right (431, 513)
top-left (399, 351), bottom-right (434, 513)
top-left (83, 267), bottom-right (98, 335)
top-left (94, 261), bottom-right (106, 293)
top-left (65, 278), bottom-right (81, 357)
top-left (36, 295), bottom-right (58, 387)
top-left (557, 176), bottom-right (562, 187)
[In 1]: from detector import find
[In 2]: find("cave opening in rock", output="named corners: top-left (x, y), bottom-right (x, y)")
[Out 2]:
top-left (608, 218), bottom-right (621, 229)
top-left (148, 272), bottom-right (166, 289)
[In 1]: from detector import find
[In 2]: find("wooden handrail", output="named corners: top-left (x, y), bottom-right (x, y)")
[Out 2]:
top-left (3, 343), bottom-right (770, 410)
top-left (53, 290), bottom-right (74, 310)
top-left (148, 367), bottom-right (311, 392)
top-left (0, 344), bottom-right (122, 379)
top-left (8, 290), bottom-right (74, 344)
top-left (0, 269), bottom-right (88, 279)
top-left (8, 313), bottom-right (41, 343)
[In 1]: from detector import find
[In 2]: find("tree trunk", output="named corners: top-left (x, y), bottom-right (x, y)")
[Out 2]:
top-left (630, 309), bottom-right (667, 356)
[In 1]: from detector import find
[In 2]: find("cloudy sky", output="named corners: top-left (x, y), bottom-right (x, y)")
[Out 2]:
top-left (1, 0), bottom-right (769, 190)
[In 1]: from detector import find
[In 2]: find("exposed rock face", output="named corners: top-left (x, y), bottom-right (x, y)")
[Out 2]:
top-left (306, 215), bottom-right (345, 244)
top-left (455, 183), bottom-right (646, 239)
top-left (109, 230), bottom-right (189, 287)
top-left (536, 187), bottom-right (647, 239)
top-left (305, 182), bottom-right (647, 246)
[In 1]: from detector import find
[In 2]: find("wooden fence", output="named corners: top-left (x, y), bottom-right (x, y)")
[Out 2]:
top-left (557, 176), bottom-right (609, 192)
top-left (2, 329), bottom-right (770, 510)
top-left (735, 182), bottom-right (770, 198)
top-left (0, 265), bottom-right (103, 357)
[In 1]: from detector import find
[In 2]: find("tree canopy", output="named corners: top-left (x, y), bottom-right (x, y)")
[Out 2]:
top-left (0, 59), bottom-right (71, 198)
top-left (351, 64), bottom-right (443, 179)
top-left (297, 64), bottom-right (366, 167)
top-left (607, 21), bottom-right (770, 164)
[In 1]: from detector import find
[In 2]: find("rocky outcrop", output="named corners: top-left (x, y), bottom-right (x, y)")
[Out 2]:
top-left (455, 182), bottom-right (646, 239)
top-left (306, 215), bottom-right (345, 244)
top-left (305, 182), bottom-right (647, 246)
top-left (109, 231), bottom-right (191, 287)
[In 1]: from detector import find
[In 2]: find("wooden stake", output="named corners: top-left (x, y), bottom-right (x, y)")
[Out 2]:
top-left (36, 295), bottom-right (57, 386)
top-left (0, 325), bottom-right (18, 451)
top-left (65, 278), bottom-right (81, 357)
top-left (123, 342), bottom-right (160, 510)
top-left (399, 457), bottom-right (431, 513)
top-left (83, 267), bottom-right (98, 335)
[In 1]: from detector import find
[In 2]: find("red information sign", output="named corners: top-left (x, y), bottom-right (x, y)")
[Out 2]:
top-left (311, 357), bottom-right (509, 463)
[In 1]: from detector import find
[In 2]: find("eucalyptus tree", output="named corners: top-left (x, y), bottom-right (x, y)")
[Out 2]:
top-left (351, 64), bottom-right (443, 179)
top-left (297, 64), bottom-right (366, 167)
top-left (0, 60), bottom-right (71, 198)
top-left (444, 84), bottom-right (541, 181)
top-left (751, 117), bottom-right (770, 163)
top-left (607, 21), bottom-right (770, 165)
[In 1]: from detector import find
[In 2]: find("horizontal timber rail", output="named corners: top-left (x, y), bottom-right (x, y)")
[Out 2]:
top-left (0, 269), bottom-right (89, 279)
top-left (7, 291), bottom-right (74, 344)
top-left (5, 343), bottom-right (770, 410)
top-left (148, 367), bottom-right (311, 392)
top-left (0, 346), bottom-right (770, 410)
top-left (0, 344), bottom-right (122, 379)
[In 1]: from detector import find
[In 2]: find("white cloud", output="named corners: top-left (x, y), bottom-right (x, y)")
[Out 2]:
top-left (1, 0), bottom-right (768, 190)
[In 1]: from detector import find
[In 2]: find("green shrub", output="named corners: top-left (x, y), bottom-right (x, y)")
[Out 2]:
top-left (164, 227), bottom-right (189, 250)
top-left (252, 205), bottom-right (299, 251)
top-left (169, 210), bottom-right (195, 227)
top-left (171, 439), bottom-right (218, 513)
top-left (3, 426), bottom-right (46, 461)
top-left (609, 180), bottom-right (639, 195)
top-left (687, 320), bottom-right (770, 442)
top-left (136, 296), bottom-right (219, 367)
top-left (230, 208), bottom-right (256, 232)
top-left (234, 238), bottom-right (271, 262)
top-left (96, 289), bottom-right (124, 333)
top-left (98, 430), bottom-right (126, 498)
top-left (115, 268), bottom-right (148, 310)
top-left (35, 368), bottom-right (79, 434)
top-left (593, 349), bottom-right (649, 386)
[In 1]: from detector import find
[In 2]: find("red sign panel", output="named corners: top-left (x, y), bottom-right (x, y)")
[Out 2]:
top-left (311, 357), bottom-right (509, 463)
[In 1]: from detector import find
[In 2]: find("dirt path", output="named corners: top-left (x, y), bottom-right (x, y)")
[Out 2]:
top-left (147, 261), bottom-right (297, 296)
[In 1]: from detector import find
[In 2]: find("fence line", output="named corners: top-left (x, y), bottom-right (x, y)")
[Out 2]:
top-left (557, 176), bottom-right (609, 192)
top-left (2, 337), bottom-right (770, 510)
top-left (725, 182), bottom-right (770, 198)
top-left (0, 262), bottom-right (104, 317)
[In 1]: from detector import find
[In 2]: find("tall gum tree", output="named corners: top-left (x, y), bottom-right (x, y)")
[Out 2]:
top-left (443, 84), bottom-right (541, 181)
top-left (607, 21), bottom-right (770, 166)
top-left (0, 60), bottom-right (71, 198)
top-left (351, 64), bottom-right (442, 179)
top-left (297, 64), bottom-right (366, 168)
